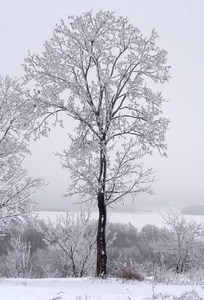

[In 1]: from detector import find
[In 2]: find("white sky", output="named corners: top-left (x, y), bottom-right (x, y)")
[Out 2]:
top-left (0, 0), bottom-right (204, 210)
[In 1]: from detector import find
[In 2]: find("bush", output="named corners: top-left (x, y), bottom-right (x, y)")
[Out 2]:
top-left (0, 219), bottom-right (47, 256)
top-left (31, 247), bottom-right (64, 278)
top-left (145, 290), bottom-right (203, 300)
top-left (148, 267), bottom-right (204, 285)
top-left (107, 222), bottom-right (165, 276)
top-left (2, 235), bottom-right (32, 278)
top-left (117, 267), bottom-right (144, 281)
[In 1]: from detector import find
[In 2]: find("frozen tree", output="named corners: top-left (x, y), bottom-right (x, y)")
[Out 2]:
top-left (38, 208), bottom-right (97, 277)
top-left (23, 11), bottom-right (170, 276)
top-left (4, 235), bottom-right (32, 277)
top-left (0, 76), bottom-right (44, 227)
top-left (154, 209), bottom-right (204, 273)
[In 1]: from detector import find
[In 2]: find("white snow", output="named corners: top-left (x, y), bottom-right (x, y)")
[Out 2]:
top-left (1, 277), bottom-right (204, 300)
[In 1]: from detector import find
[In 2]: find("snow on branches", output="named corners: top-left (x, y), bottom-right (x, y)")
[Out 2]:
top-left (0, 76), bottom-right (44, 227)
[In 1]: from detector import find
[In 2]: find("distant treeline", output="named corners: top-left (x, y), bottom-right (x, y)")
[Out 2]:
top-left (182, 205), bottom-right (204, 215)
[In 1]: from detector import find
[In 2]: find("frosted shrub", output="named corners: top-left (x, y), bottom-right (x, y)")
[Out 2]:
top-left (31, 247), bottom-right (62, 278)
top-left (150, 267), bottom-right (204, 285)
top-left (38, 208), bottom-right (97, 277)
top-left (117, 267), bottom-right (144, 281)
top-left (3, 235), bottom-right (32, 278)
top-left (144, 290), bottom-right (203, 300)
top-left (153, 209), bottom-right (204, 273)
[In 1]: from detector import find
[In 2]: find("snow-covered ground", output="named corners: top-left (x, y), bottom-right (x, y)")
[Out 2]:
top-left (35, 210), bottom-right (204, 230)
top-left (1, 277), bottom-right (204, 300)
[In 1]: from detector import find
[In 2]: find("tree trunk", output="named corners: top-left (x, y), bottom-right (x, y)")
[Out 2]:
top-left (96, 191), bottom-right (107, 277)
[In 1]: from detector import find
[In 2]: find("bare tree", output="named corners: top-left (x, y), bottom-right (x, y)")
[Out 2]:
top-left (0, 76), bottom-right (44, 227)
top-left (38, 207), bottom-right (97, 277)
top-left (154, 209), bottom-right (204, 273)
top-left (23, 11), bottom-right (170, 276)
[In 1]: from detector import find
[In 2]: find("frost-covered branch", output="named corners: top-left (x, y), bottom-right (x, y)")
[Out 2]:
top-left (0, 76), bottom-right (45, 227)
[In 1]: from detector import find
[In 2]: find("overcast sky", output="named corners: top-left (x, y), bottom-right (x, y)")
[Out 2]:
top-left (0, 0), bottom-right (204, 210)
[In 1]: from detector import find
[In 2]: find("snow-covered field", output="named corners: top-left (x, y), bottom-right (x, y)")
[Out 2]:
top-left (1, 277), bottom-right (204, 300)
top-left (35, 210), bottom-right (204, 230)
